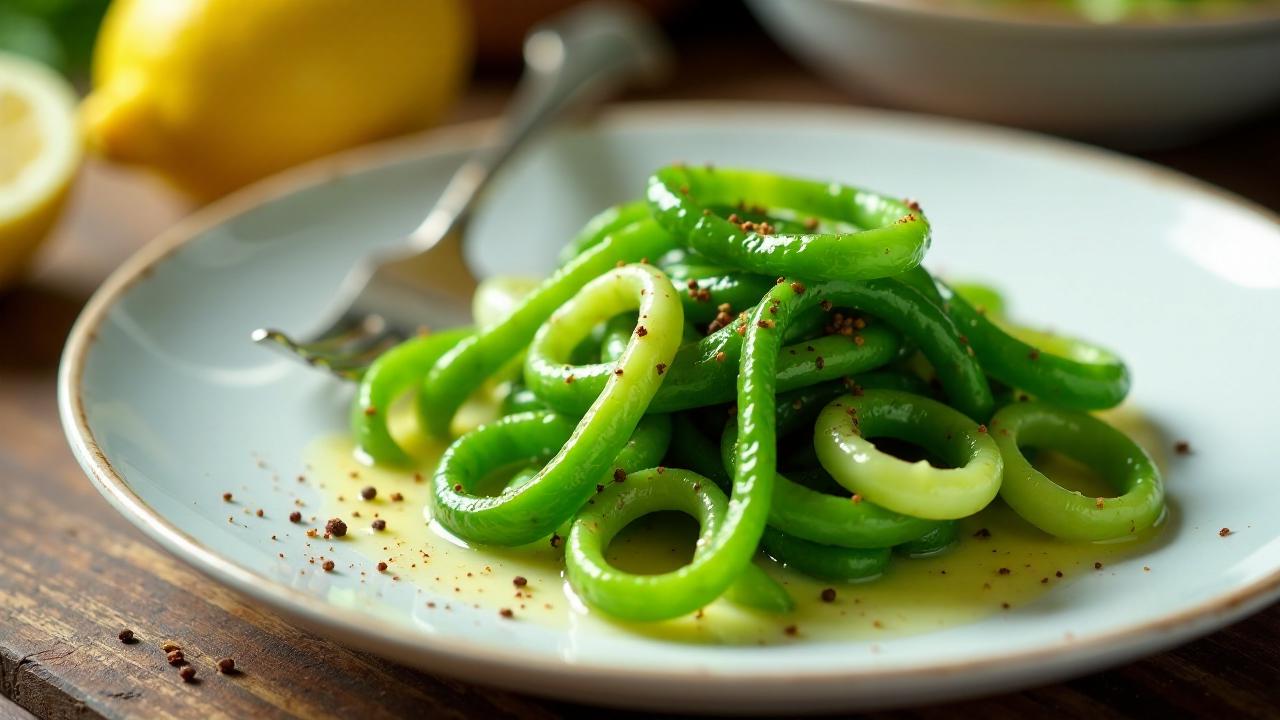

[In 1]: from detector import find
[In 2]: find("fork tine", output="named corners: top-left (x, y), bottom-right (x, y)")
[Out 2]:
top-left (299, 314), bottom-right (388, 352)
top-left (251, 328), bottom-right (311, 357)
top-left (251, 313), bottom-right (380, 358)
top-left (322, 335), bottom-right (406, 379)
top-left (251, 323), bottom-right (406, 380)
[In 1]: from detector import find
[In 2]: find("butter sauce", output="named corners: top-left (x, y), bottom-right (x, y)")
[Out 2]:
top-left (303, 404), bottom-right (1165, 645)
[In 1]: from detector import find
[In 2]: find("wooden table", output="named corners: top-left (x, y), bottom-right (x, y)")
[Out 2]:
top-left (3, 10), bottom-right (1279, 718)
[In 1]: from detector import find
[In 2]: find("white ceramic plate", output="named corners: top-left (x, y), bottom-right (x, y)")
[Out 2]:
top-left (59, 103), bottom-right (1280, 713)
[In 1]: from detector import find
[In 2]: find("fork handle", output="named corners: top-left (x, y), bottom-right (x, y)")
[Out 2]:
top-left (407, 2), bottom-right (671, 251)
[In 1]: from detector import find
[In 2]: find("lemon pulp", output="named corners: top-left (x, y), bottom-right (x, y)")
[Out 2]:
top-left (0, 52), bottom-right (80, 289)
top-left (0, 89), bottom-right (42, 184)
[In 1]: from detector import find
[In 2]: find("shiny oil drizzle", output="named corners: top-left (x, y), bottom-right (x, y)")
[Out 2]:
top-left (304, 404), bottom-right (1167, 645)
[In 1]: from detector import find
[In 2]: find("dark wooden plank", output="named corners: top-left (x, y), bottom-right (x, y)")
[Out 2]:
top-left (0, 696), bottom-right (36, 720)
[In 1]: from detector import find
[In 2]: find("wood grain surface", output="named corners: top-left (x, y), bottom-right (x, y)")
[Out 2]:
top-left (2, 7), bottom-right (1279, 719)
top-left (0, 697), bottom-right (36, 720)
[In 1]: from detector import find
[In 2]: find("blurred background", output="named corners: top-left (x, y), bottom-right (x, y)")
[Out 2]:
top-left (1, 0), bottom-right (1278, 306)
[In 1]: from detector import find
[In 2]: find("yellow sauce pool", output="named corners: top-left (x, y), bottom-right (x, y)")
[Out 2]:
top-left (301, 405), bottom-right (1167, 645)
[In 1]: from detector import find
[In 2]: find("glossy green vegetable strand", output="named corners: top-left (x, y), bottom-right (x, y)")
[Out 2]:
top-left (351, 327), bottom-right (472, 465)
top-left (814, 390), bottom-right (1004, 520)
top-left (720, 420), bottom-right (943, 549)
top-left (760, 528), bottom-right (890, 582)
top-left (991, 402), bottom-right (1164, 540)
top-left (939, 281), bottom-right (1130, 410)
top-left (526, 315), bottom-right (901, 416)
top-left (566, 468), bottom-right (793, 620)
top-left (430, 264), bottom-right (682, 544)
top-left (647, 166), bottom-right (931, 282)
top-left (420, 217), bottom-right (677, 439)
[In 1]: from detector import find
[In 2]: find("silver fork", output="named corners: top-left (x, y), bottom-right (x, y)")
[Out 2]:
top-left (251, 2), bottom-right (670, 379)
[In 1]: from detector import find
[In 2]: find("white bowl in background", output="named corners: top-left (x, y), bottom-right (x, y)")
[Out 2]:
top-left (746, 0), bottom-right (1280, 147)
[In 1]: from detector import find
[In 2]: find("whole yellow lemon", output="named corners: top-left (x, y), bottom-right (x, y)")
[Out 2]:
top-left (82, 0), bottom-right (472, 199)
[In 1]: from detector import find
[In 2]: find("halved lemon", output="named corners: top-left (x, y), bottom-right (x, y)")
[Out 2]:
top-left (0, 51), bottom-right (80, 289)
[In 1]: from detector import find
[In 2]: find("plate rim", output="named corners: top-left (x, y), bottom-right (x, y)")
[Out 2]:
top-left (57, 100), bottom-right (1280, 701)
top-left (823, 0), bottom-right (1280, 35)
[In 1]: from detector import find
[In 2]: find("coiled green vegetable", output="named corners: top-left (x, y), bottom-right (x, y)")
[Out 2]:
top-left (525, 311), bottom-right (901, 416)
top-left (431, 264), bottom-right (682, 545)
top-left (647, 166), bottom-right (931, 281)
top-left (939, 281), bottom-right (1130, 410)
top-left (991, 402), bottom-right (1164, 540)
top-left (352, 327), bottom-right (472, 465)
top-left (350, 166), bottom-right (1163, 623)
top-left (567, 468), bottom-right (794, 621)
top-left (814, 390), bottom-right (1004, 520)
top-left (420, 217), bottom-right (677, 439)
